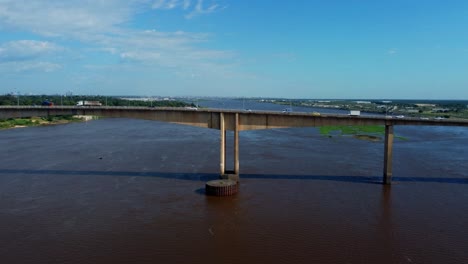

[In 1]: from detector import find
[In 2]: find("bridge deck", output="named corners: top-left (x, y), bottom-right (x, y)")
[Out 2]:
top-left (1, 106), bottom-right (467, 131)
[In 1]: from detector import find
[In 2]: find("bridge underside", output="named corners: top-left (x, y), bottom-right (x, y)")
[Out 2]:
top-left (2, 106), bottom-right (468, 185)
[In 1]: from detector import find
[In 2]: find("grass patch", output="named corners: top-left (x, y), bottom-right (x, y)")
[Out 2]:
top-left (319, 125), bottom-right (407, 141)
top-left (0, 115), bottom-right (87, 130)
top-left (319, 125), bottom-right (384, 136)
top-left (0, 118), bottom-right (36, 129)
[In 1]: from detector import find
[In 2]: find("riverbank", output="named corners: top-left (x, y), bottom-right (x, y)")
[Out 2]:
top-left (0, 115), bottom-right (96, 130)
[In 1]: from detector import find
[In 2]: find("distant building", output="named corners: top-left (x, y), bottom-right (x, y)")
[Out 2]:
top-left (355, 101), bottom-right (371, 104)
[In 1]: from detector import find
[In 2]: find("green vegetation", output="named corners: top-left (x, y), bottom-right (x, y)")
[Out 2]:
top-left (319, 125), bottom-right (407, 141)
top-left (0, 118), bottom-right (35, 129)
top-left (0, 115), bottom-right (85, 130)
top-left (0, 94), bottom-right (193, 107)
top-left (319, 125), bottom-right (384, 136)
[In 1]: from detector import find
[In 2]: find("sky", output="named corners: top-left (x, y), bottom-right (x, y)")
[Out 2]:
top-left (0, 0), bottom-right (467, 99)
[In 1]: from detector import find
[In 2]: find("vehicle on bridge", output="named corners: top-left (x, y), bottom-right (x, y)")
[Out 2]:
top-left (184, 106), bottom-right (198, 110)
top-left (41, 100), bottom-right (54, 106)
top-left (76, 100), bottom-right (102, 106)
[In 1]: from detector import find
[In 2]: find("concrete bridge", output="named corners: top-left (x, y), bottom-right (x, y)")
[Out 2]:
top-left (2, 106), bottom-right (468, 184)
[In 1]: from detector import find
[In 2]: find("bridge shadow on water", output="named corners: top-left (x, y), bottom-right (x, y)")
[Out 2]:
top-left (0, 169), bottom-right (467, 185)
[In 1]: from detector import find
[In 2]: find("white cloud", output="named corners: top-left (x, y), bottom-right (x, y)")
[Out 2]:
top-left (387, 48), bottom-right (398, 55)
top-left (120, 51), bottom-right (161, 61)
top-left (0, 0), bottom-right (139, 37)
top-left (152, 0), bottom-right (173, 9)
top-left (91, 28), bottom-right (235, 71)
top-left (183, 0), bottom-right (191, 10)
top-left (150, 0), bottom-right (224, 18)
top-left (0, 40), bottom-right (63, 73)
top-left (0, 40), bottom-right (63, 62)
top-left (0, 1), bottom-right (235, 78)
top-left (0, 61), bottom-right (62, 72)
top-left (186, 0), bottom-right (224, 19)
top-left (152, 0), bottom-right (189, 10)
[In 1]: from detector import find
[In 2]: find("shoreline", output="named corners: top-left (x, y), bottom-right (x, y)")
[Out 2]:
top-left (0, 115), bottom-right (97, 130)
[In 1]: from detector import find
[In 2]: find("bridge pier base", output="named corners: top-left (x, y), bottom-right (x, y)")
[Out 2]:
top-left (383, 124), bottom-right (394, 184)
top-left (219, 113), bottom-right (240, 182)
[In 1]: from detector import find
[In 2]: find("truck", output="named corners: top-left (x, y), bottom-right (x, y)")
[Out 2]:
top-left (41, 100), bottom-right (54, 106)
top-left (76, 100), bottom-right (102, 106)
top-left (348, 110), bottom-right (360, 116)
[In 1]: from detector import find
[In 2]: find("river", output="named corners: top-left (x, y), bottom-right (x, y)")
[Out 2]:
top-left (0, 99), bottom-right (467, 264)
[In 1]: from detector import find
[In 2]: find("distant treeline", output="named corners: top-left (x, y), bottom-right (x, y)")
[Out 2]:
top-left (0, 95), bottom-right (193, 107)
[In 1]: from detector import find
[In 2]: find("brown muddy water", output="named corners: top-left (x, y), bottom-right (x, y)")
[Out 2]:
top-left (0, 118), bottom-right (467, 264)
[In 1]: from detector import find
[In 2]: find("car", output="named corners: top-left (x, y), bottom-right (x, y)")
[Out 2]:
top-left (282, 108), bottom-right (292, 113)
top-left (396, 115), bottom-right (405, 118)
top-left (420, 117), bottom-right (429, 120)
top-left (244, 109), bottom-right (252, 112)
top-left (434, 117), bottom-right (445, 120)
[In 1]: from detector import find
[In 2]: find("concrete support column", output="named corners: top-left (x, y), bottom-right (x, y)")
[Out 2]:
top-left (234, 113), bottom-right (239, 174)
top-left (220, 112), bottom-right (225, 176)
top-left (224, 130), bottom-right (227, 170)
top-left (383, 124), bottom-right (394, 184)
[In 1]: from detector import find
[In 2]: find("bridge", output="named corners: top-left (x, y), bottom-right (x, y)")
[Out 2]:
top-left (2, 106), bottom-right (468, 184)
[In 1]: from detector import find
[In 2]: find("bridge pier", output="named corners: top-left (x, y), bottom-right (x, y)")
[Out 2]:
top-left (383, 124), bottom-right (394, 184)
top-left (219, 113), bottom-right (240, 181)
top-left (220, 112), bottom-right (225, 176)
top-left (234, 113), bottom-right (239, 174)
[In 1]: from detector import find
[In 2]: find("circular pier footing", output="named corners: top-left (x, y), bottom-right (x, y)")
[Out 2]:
top-left (205, 179), bottom-right (239, 196)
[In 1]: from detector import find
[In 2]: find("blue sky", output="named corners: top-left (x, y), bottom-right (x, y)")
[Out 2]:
top-left (0, 0), bottom-right (467, 99)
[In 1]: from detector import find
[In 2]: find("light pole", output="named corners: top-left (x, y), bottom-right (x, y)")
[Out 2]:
top-left (15, 89), bottom-right (19, 106)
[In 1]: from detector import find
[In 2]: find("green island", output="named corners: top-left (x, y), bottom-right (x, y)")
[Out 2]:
top-left (319, 125), bottom-right (407, 142)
